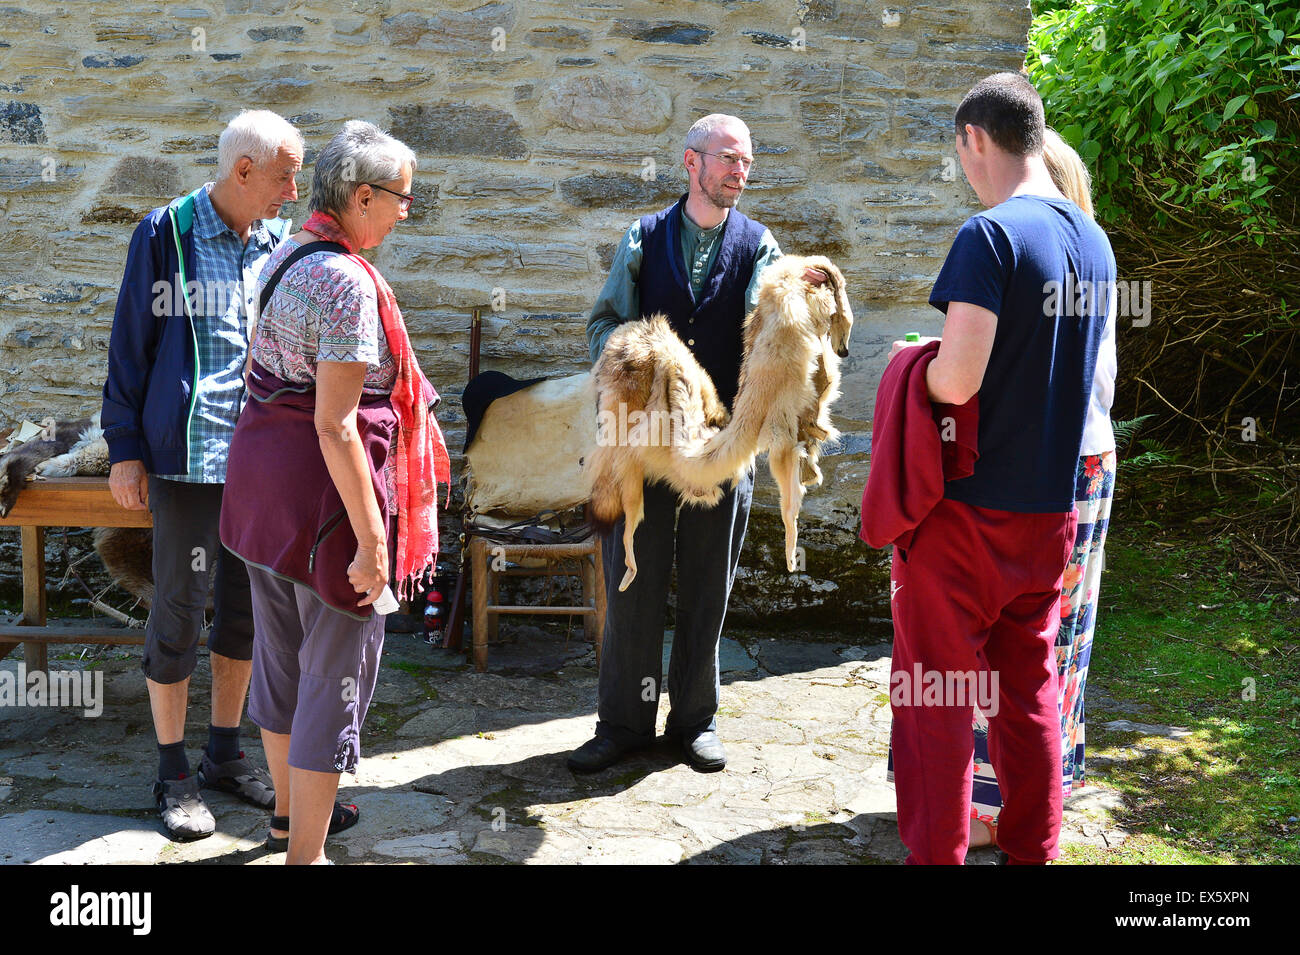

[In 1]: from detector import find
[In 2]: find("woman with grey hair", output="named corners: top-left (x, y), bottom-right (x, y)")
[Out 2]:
top-left (221, 120), bottom-right (450, 864)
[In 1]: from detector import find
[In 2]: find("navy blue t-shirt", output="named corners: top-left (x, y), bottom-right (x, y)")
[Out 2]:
top-left (930, 195), bottom-right (1116, 513)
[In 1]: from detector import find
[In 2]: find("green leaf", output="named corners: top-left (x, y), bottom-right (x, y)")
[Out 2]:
top-left (1253, 119), bottom-right (1277, 138)
top-left (1268, 29), bottom-right (1284, 45)
top-left (1222, 94), bottom-right (1250, 119)
top-left (1060, 123), bottom-right (1085, 144)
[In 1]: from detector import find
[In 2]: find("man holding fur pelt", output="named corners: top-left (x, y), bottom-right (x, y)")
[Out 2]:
top-left (101, 110), bottom-right (302, 839)
top-left (571, 114), bottom-right (794, 773)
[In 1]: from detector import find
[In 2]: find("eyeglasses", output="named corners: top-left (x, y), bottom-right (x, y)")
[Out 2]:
top-left (692, 150), bottom-right (755, 172)
top-left (366, 182), bottom-right (415, 212)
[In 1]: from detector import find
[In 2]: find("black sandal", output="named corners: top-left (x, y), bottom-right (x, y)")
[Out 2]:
top-left (265, 802), bottom-right (360, 852)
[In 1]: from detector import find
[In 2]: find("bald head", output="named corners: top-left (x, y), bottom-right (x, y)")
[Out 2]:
top-left (684, 113), bottom-right (750, 154)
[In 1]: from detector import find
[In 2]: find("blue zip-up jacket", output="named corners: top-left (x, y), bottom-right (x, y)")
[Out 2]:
top-left (100, 190), bottom-right (289, 474)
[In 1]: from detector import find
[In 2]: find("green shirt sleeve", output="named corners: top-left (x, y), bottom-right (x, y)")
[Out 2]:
top-left (586, 221), bottom-right (642, 364)
top-left (745, 228), bottom-right (782, 314)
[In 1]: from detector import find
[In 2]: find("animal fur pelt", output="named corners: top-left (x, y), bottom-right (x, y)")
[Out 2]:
top-left (92, 527), bottom-right (155, 608)
top-left (588, 253), bottom-right (854, 591)
top-left (0, 413), bottom-right (104, 516)
top-left (0, 412), bottom-right (153, 606)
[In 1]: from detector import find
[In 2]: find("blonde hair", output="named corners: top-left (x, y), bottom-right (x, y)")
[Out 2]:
top-left (1043, 127), bottom-right (1094, 218)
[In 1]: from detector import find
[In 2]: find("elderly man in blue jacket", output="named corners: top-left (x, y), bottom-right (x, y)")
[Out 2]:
top-left (101, 110), bottom-right (302, 839)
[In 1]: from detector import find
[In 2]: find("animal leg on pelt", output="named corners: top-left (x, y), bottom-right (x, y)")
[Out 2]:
top-left (617, 467), bottom-right (646, 592)
top-left (770, 443), bottom-right (806, 573)
top-left (798, 443), bottom-right (823, 489)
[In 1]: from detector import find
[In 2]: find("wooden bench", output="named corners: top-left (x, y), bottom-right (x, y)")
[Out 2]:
top-left (0, 477), bottom-right (152, 671)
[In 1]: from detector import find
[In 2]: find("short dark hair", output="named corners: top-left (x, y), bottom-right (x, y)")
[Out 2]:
top-left (954, 72), bottom-right (1045, 156)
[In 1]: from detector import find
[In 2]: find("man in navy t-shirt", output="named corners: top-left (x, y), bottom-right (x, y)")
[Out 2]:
top-left (885, 72), bottom-right (1115, 864)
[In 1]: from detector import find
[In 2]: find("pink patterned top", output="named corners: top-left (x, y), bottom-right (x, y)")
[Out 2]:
top-left (252, 236), bottom-right (398, 395)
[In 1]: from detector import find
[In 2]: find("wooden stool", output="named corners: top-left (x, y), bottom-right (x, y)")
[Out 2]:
top-left (0, 477), bottom-right (153, 671)
top-left (467, 535), bottom-right (604, 672)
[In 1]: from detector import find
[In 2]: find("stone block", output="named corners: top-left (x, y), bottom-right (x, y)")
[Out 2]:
top-left (539, 71), bottom-right (672, 134)
top-left (526, 25), bottom-right (591, 49)
top-left (388, 102), bottom-right (526, 159)
top-left (0, 157), bottom-right (82, 192)
top-left (82, 54), bottom-right (145, 69)
top-left (444, 175), bottom-right (553, 199)
top-left (247, 26), bottom-right (306, 42)
top-left (380, 3), bottom-right (516, 54)
top-left (0, 101), bottom-right (46, 143)
top-left (558, 172), bottom-right (681, 210)
top-left (799, 96), bottom-right (891, 144)
top-left (610, 20), bottom-right (713, 45)
top-left (781, 61), bottom-right (903, 95)
top-left (102, 155), bottom-right (182, 197)
top-left (745, 195), bottom-right (849, 257)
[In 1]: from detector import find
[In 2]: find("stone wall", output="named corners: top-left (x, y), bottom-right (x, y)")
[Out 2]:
top-left (0, 0), bottom-right (1030, 623)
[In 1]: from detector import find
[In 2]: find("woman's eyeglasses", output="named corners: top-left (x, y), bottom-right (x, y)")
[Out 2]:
top-left (367, 182), bottom-right (415, 212)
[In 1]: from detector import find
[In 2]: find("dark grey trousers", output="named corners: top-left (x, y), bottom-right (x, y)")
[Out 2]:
top-left (142, 477), bottom-right (254, 683)
top-left (595, 470), bottom-right (753, 747)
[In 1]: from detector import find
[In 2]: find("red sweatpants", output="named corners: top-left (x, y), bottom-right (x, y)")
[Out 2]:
top-left (889, 497), bottom-right (1077, 865)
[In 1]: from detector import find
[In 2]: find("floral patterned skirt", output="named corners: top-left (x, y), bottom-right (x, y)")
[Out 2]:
top-left (968, 450), bottom-right (1117, 830)
top-left (884, 451), bottom-right (1118, 834)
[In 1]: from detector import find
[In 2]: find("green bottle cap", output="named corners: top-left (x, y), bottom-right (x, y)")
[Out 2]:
top-left (905, 332), bottom-right (920, 342)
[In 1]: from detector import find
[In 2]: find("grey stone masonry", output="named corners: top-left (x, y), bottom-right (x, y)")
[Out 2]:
top-left (0, 1), bottom-right (1030, 619)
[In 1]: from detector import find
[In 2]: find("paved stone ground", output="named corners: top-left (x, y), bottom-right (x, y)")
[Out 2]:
top-left (0, 625), bottom-right (1129, 864)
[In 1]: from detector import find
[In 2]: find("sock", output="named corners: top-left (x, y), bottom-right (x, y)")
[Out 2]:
top-left (207, 724), bottom-right (241, 764)
top-left (158, 740), bottom-right (189, 781)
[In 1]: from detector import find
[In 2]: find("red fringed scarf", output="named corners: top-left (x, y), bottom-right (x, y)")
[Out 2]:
top-left (303, 211), bottom-right (451, 598)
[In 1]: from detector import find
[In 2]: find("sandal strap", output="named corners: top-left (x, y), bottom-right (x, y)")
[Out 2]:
top-left (267, 803), bottom-right (357, 832)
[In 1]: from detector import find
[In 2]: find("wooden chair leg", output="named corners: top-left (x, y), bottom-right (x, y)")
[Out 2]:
top-left (488, 555), bottom-right (500, 642)
top-left (442, 566), bottom-right (468, 651)
top-left (470, 537), bottom-right (488, 672)
top-left (21, 525), bottom-right (48, 672)
top-left (580, 553), bottom-right (594, 640)
top-left (592, 538), bottom-right (606, 668)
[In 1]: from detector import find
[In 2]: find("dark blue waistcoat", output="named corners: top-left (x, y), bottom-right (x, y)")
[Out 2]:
top-left (638, 196), bottom-right (766, 410)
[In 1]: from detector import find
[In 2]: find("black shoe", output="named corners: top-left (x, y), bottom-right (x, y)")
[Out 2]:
top-left (567, 736), bottom-right (637, 773)
top-left (683, 731), bottom-right (726, 772)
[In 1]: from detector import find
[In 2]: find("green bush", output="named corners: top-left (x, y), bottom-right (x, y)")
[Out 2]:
top-left (1028, 0), bottom-right (1299, 241)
